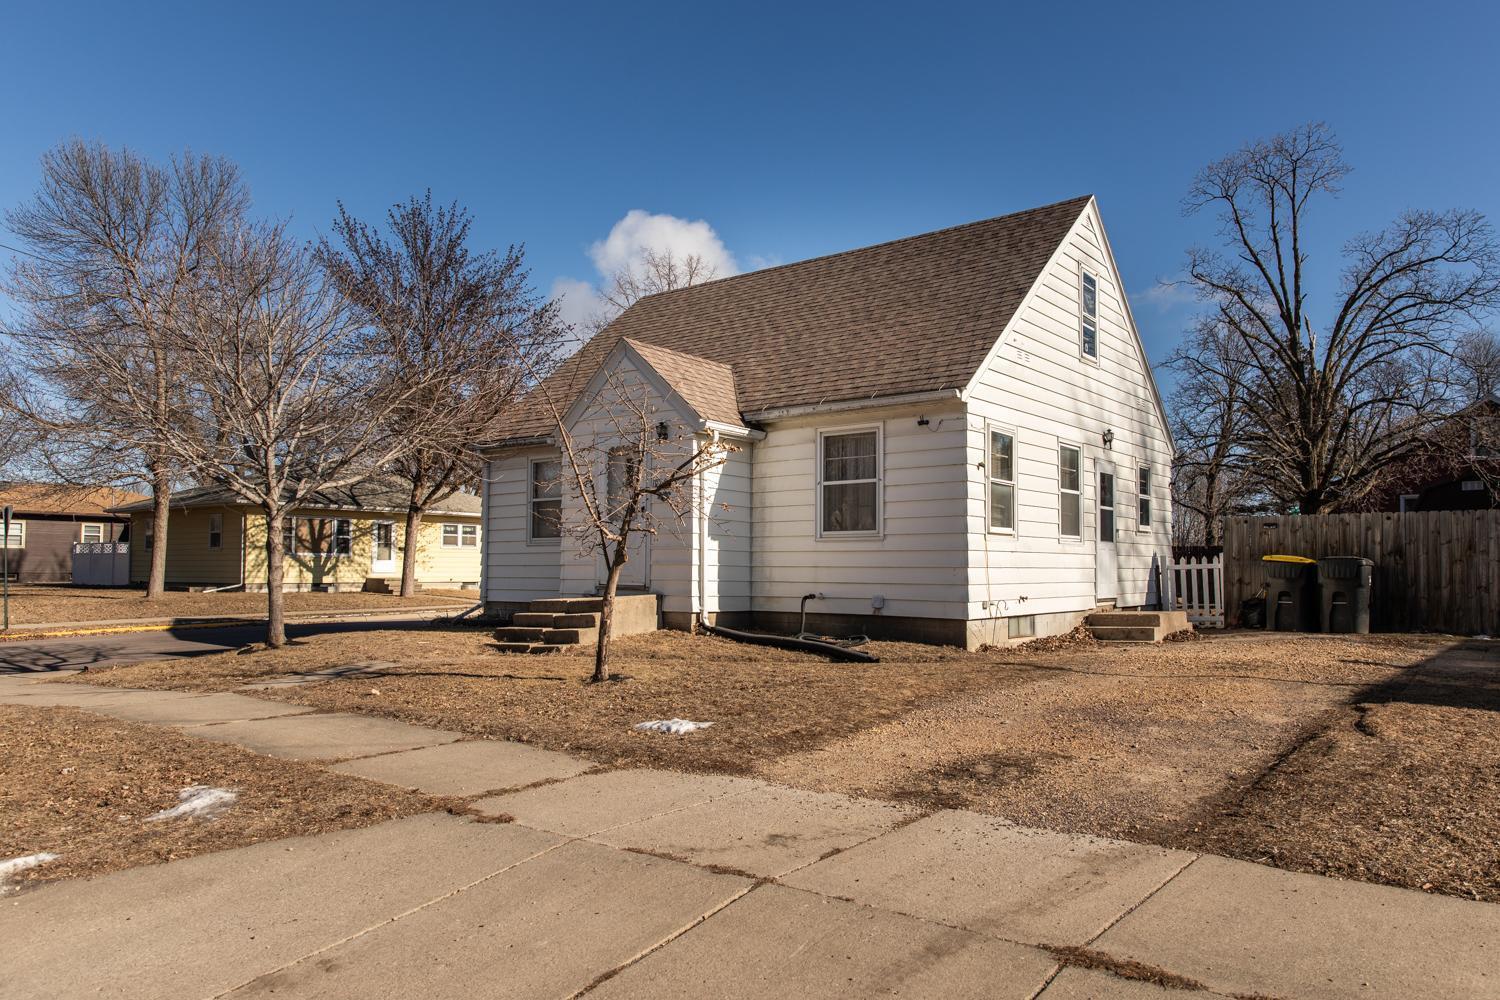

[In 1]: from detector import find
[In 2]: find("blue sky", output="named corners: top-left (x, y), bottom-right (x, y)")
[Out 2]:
top-left (3, 1), bottom-right (1497, 370)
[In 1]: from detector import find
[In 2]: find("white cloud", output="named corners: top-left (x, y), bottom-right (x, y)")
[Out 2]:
top-left (1138, 276), bottom-right (1197, 312)
top-left (551, 210), bottom-right (743, 333)
top-left (587, 209), bottom-right (739, 282)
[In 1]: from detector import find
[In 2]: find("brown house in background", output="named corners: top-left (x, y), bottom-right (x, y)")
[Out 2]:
top-left (0, 483), bottom-right (146, 583)
top-left (1364, 397), bottom-right (1500, 513)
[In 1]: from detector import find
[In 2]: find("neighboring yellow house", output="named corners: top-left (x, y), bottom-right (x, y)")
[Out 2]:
top-left (108, 483), bottom-right (482, 592)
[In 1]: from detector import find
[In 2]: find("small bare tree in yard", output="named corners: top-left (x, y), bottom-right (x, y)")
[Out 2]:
top-left (1182, 123), bottom-right (1500, 513)
top-left (2, 141), bottom-right (247, 596)
top-left (535, 365), bottom-right (731, 682)
top-left (316, 194), bottom-right (563, 596)
top-left (161, 222), bottom-right (423, 646)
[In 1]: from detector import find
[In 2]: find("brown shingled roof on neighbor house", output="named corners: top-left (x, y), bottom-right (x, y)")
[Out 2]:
top-left (491, 195), bottom-right (1091, 442)
top-left (0, 483), bottom-right (148, 517)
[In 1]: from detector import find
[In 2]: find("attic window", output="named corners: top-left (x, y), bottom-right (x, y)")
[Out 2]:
top-left (1080, 270), bottom-right (1099, 359)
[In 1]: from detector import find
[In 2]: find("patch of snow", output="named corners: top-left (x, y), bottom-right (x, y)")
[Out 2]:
top-left (633, 719), bottom-right (715, 735)
top-left (146, 786), bottom-right (238, 822)
top-left (0, 853), bottom-right (59, 893)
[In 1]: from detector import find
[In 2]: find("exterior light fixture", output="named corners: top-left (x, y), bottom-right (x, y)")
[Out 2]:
top-left (656, 421), bottom-right (670, 441)
top-left (1102, 428), bottom-right (1115, 449)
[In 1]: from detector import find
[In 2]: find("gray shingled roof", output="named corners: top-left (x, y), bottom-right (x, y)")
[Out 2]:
top-left (491, 196), bottom-right (1090, 443)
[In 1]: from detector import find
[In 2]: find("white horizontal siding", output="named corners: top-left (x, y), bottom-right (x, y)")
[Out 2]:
top-left (965, 201), bottom-right (1173, 622)
top-left (483, 449), bottom-right (562, 603)
top-left (750, 404), bottom-right (968, 620)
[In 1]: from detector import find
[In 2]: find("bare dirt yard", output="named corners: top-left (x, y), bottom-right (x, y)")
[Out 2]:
top-left (67, 626), bottom-right (1499, 901)
top-left (1, 584), bottom-right (474, 627)
top-left (0, 703), bottom-right (447, 893)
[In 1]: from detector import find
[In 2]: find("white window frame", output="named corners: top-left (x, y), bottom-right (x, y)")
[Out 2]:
top-left (442, 522), bottom-right (479, 548)
top-left (527, 458), bottom-right (562, 544)
top-left (1058, 443), bottom-right (1083, 540)
top-left (986, 422), bottom-right (1017, 535)
top-left (143, 518), bottom-right (153, 549)
top-left (1137, 466), bottom-right (1152, 531)
top-left (282, 516), bottom-right (353, 557)
top-left (2, 519), bottom-right (24, 549)
top-left (208, 513), bottom-right (223, 550)
top-left (1078, 267), bottom-right (1100, 363)
top-left (816, 424), bottom-right (883, 539)
top-left (80, 522), bottom-right (105, 544)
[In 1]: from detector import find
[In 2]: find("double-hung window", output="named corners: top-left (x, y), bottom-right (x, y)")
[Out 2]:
top-left (1137, 466), bottom-right (1151, 530)
top-left (1059, 445), bottom-right (1082, 538)
top-left (442, 523), bottom-right (479, 547)
top-left (80, 523), bottom-right (104, 544)
top-left (529, 459), bottom-right (562, 541)
top-left (282, 517), bottom-right (352, 556)
top-left (208, 513), bottom-right (223, 549)
top-left (2, 519), bottom-right (24, 549)
top-left (1080, 269), bottom-right (1099, 360)
top-left (819, 428), bottom-right (880, 535)
top-left (987, 426), bottom-right (1016, 532)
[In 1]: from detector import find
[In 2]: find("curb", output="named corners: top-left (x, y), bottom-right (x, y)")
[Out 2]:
top-left (0, 605), bottom-right (475, 643)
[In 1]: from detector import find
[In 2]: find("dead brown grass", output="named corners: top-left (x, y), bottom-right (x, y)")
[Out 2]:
top-left (2, 584), bottom-right (472, 626)
top-left (0, 703), bottom-right (446, 891)
top-left (67, 626), bottom-right (1499, 901)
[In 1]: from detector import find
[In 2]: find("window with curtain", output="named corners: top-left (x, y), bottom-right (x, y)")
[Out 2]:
top-left (442, 523), bottom-right (478, 547)
top-left (988, 427), bottom-right (1015, 532)
top-left (820, 429), bottom-right (879, 534)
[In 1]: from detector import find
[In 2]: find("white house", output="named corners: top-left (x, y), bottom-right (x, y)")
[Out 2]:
top-left (479, 196), bottom-right (1174, 648)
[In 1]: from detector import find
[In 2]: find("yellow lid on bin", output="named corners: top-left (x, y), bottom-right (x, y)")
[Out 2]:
top-left (1262, 554), bottom-right (1316, 564)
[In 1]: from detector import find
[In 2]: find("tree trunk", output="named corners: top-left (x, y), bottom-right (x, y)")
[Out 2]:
top-left (593, 555), bottom-right (624, 684)
top-left (146, 467), bottom-right (171, 599)
top-left (399, 506), bottom-right (423, 597)
top-left (264, 509), bottom-right (288, 648)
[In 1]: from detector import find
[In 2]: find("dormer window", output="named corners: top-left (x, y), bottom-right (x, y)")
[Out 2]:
top-left (1080, 269), bottom-right (1099, 360)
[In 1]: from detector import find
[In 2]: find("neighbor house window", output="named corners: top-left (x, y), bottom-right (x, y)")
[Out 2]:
top-left (529, 459), bottom-right (562, 541)
top-left (442, 523), bottom-right (478, 547)
top-left (1059, 445), bottom-right (1082, 538)
top-left (208, 513), bottom-right (223, 550)
top-left (1137, 466), bottom-right (1151, 530)
top-left (282, 517), bottom-right (352, 556)
top-left (143, 519), bottom-right (153, 549)
top-left (988, 426), bottom-right (1016, 532)
top-left (1079, 269), bottom-right (1099, 359)
top-left (80, 523), bottom-right (104, 544)
top-left (1398, 494), bottom-right (1420, 512)
top-left (819, 428), bottom-right (880, 535)
top-left (2, 519), bottom-right (23, 549)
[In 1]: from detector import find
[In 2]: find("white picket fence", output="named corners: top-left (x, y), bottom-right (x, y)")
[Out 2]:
top-left (72, 541), bottom-right (131, 586)
top-left (1169, 554), bottom-right (1225, 627)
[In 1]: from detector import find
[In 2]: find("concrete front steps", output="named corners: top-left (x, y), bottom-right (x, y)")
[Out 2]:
top-left (1085, 610), bottom-right (1191, 644)
top-left (493, 594), bottom-right (659, 654)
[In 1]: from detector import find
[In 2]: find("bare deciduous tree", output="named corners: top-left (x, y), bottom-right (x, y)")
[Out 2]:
top-left (162, 221), bottom-right (424, 646)
top-left (317, 194), bottom-right (563, 596)
top-left (1183, 123), bottom-right (1500, 513)
top-left (2, 141), bottom-right (247, 595)
top-left (583, 247), bottom-right (717, 336)
top-left (534, 363), bottom-right (731, 682)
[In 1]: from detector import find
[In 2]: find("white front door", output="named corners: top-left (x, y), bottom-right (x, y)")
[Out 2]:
top-left (1095, 465), bottom-right (1119, 602)
top-left (371, 521), bottom-right (397, 576)
top-left (601, 447), bottom-right (649, 590)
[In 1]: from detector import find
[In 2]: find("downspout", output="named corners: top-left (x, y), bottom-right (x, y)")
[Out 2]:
top-left (695, 429), bottom-right (717, 633)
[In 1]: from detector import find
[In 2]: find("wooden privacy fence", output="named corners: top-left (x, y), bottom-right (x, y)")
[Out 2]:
top-left (1223, 512), bottom-right (1500, 635)
top-left (1168, 555), bottom-right (1226, 627)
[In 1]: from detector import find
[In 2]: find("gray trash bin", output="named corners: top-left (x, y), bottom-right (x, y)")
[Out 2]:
top-left (1263, 555), bottom-right (1319, 631)
top-left (1318, 557), bottom-right (1373, 634)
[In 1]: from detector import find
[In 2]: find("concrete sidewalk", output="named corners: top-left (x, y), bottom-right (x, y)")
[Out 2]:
top-left (2, 674), bottom-right (1496, 1000)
